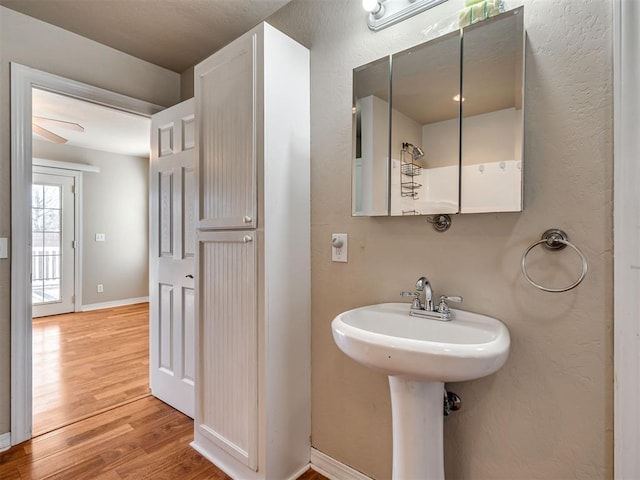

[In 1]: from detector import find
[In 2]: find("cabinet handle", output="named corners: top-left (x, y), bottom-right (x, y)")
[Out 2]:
top-left (185, 274), bottom-right (194, 279)
top-left (243, 235), bottom-right (253, 243)
top-left (243, 216), bottom-right (253, 224)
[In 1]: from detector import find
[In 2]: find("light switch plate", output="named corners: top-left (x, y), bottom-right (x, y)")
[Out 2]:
top-left (0, 238), bottom-right (8, 259)
top-left (331, 233), bottom-right (348, 263)
top-left (95, 233), bottom-right (106, 242)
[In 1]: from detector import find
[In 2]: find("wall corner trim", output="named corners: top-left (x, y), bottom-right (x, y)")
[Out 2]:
top-left (614, 0), bottom-right (640, 477)
top-left (310, 448), bottom-right (374, 480)
top-left (0, 432), bottom-right (11, 452)
top-left (82, 297), bottom-right (149, 312)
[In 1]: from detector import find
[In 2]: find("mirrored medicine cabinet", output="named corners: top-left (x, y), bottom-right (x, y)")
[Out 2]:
top-left (352, 7), bottom-right (524, 217)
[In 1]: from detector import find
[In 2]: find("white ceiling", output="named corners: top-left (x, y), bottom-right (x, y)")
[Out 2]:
top-left (0, 0), bottom-right (293, 73)
top-left (33, 88), bottom-right (151, 157)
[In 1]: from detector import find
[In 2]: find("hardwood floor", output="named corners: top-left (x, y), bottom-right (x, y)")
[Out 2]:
top-left (32, 303), bottom-right (150, 436)
top-left (1, 303), bottom-right (330, 479)
top-left (1, 396), bottom-right (327, 479)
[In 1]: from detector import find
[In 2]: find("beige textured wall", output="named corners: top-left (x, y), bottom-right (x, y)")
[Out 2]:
top-left (268, 0), bottom-right (613, 478)
top-left (33, 141), bottom-right (150, 307)
top-left (0, 6), bottom-right (180, 435)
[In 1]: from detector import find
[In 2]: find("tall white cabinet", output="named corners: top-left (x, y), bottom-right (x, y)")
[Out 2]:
top-left (191, 23), bottom-right (311, 480)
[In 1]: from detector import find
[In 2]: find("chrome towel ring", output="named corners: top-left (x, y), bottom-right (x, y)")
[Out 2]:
top-left (521, 229), bottom-right (588, 293)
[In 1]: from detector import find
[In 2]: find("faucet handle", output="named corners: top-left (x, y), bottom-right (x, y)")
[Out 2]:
top-left (401, 291), bottom-right (422, 310)
top-left (440, 295), bottom-right (462, 303)
top-left (438, 295), bottom-right (462, 314)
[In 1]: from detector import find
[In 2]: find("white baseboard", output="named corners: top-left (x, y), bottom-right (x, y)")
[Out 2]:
top-left (290, 463), bottom-right (313, 480)
top-left (191, 440), bottom-right (306, 480)
top-left (310, 448), bottom-right (373, 480)
top-left (0, 432), bottom-right (11, 452)
top-left (82, 296), bottom-right (149, 311)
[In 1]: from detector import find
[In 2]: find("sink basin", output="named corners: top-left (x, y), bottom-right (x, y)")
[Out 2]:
top-left (331, 302), bottom-right (511, 479)
top-left (332, 302), bottom-right (510, 382)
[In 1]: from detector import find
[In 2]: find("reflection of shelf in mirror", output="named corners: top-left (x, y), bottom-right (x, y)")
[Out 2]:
top-left (401, 163), bottom-right (422, 176)
top-left (401, 191), bottom-right (420, 198)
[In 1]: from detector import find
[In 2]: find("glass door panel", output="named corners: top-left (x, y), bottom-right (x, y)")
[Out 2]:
top-left (32, 172), bottom-right (76, 317)
top-left (32, 183), bottom-right (63, 304)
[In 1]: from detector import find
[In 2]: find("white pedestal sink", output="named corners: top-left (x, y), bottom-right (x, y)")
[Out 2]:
top-left (331, 303), bottom-right (510, 480)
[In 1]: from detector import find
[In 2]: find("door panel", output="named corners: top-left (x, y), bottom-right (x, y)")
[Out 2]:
top-left (182, 286), bottom-right (196, 384)
top-left (183, 167), bottom-right (197, 258)
top-left (196, 230), bottom-right (258, 470)
top-left (159, 170), bottom-right (174, 257)
top-left (158, 283), bottom-right (174, 373)
top-left (196, 32), bottom-right (257, 230)
top-left (150, 98), bottom-right (196, 418)
top-left (32, 172), bottom-right (75, 317)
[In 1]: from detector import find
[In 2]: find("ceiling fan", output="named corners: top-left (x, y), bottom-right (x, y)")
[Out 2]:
top-left (32, 116), bottom-right (84, 144)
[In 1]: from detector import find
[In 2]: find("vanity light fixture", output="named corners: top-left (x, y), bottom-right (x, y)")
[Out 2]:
top-left (362, 0), bottom-right (385, 18)
top-left (363, 0), bottom-right (449, 31)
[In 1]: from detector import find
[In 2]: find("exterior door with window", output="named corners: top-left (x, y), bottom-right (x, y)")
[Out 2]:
top-left (32, 172), bottom-right (75, 317)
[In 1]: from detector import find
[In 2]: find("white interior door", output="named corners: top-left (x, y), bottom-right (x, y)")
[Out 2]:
top-left (149, 99), bottom-right (196, 417)
top-left (32, 171), bottom-right (75, 317)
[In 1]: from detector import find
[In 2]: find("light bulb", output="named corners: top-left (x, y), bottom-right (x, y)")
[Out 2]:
top-left (362, 0), bottom-right (380, 12)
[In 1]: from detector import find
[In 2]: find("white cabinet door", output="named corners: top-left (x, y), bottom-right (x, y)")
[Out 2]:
top-left (196, 230), bottom-right (258, 471)
top-left (149, 99), bottom-right (197, 418)
top-left (195, 31), bottom-right (258, 230)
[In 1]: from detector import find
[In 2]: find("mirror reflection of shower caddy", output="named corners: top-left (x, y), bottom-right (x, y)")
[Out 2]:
top-left (399, 142), bottom-right (424, 215)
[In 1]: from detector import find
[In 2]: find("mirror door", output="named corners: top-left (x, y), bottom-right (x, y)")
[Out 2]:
top-left (390, 31), bottom-right (461, 216)
top-left (353, 56), bottom-right (391, 216)
top-left (460, 9), bottom-right (524, 213)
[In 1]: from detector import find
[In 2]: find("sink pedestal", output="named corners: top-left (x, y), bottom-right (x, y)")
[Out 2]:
top-left (389, 377), bottom-right (445, 480)
top-left (332, 303), bottom-right (510, 479)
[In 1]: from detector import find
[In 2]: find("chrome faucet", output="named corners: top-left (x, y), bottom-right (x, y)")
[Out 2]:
top-left (415, 276), bottom-right (434, 312)
top-left (401, 276), bottom-right (463, 321)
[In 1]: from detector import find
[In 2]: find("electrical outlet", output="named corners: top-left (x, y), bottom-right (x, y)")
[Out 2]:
top-left (331, 233), bottom-right (348, 262)
top-left (97, 284), bottom-right (104, 293)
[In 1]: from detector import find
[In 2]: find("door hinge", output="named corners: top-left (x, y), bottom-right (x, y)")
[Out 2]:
top-left (71, 184), bottom-right (76, 194)
top-left (72, 240), bottom-right (77, 249)
top-left (71, 294), bottom-right (75, 303)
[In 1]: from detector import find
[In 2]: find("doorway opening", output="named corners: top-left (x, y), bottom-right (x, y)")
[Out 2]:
top-left (30, 89), bottom-right (151, 436)
top-left (10, 64), bottom-right (162, 445)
